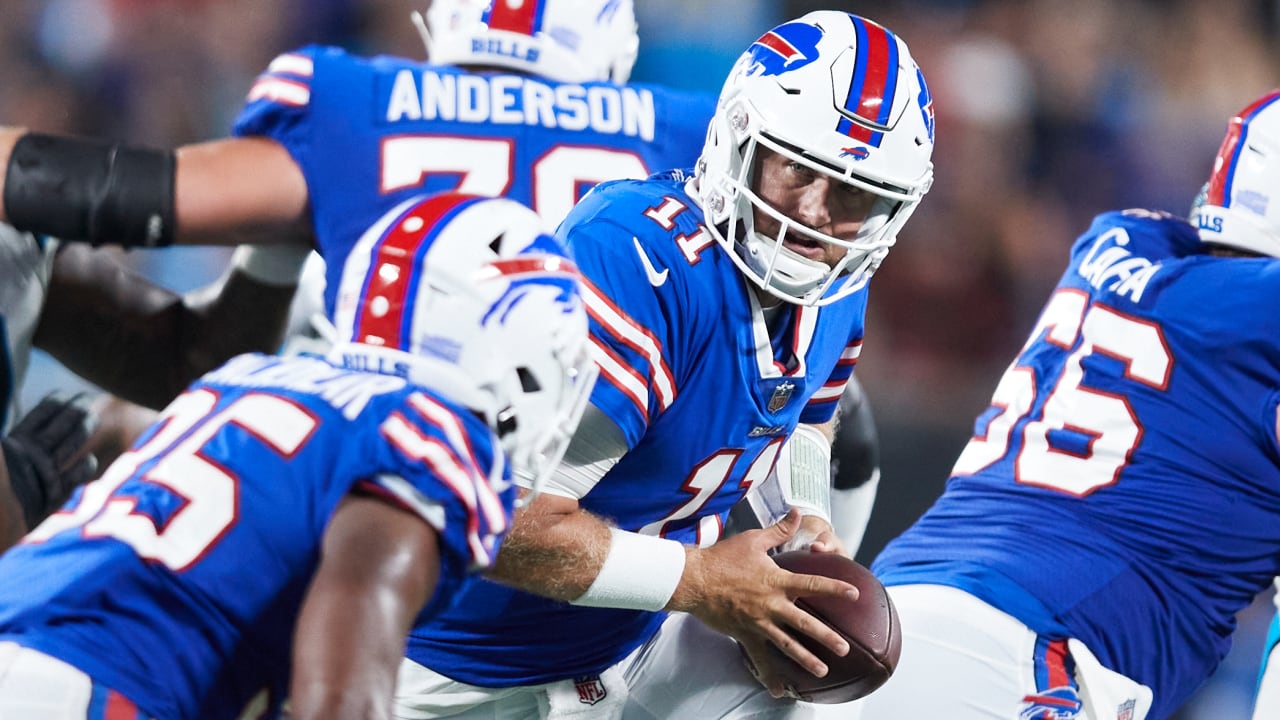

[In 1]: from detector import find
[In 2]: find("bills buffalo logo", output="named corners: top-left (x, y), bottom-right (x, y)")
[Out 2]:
top-left (916, 67), bottom-right (935, 143)
top-left (573, 675), bottom-right (607, 705)
top-left (1019, 687), bottom-right (1083, 720)
top-left (744, 22), bottom-right (823, 76)
top-left (840, 146), bottom-right (870, 161)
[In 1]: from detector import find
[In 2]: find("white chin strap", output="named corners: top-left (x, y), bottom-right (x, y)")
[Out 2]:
top-left (742, 231), bottom-right (829, 298)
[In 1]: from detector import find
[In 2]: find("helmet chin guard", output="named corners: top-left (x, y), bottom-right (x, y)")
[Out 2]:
top-left (696, 11), bottom-right (934, 306)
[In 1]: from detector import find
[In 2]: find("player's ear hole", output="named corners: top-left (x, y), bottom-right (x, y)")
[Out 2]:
top-left (517, 367), bottom-right (541, 392)
top-left (495, 407), bottom-right (518, 438)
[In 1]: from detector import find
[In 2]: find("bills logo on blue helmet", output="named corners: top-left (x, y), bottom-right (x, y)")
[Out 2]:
top-left (744, 22), bottom-right (823, 77)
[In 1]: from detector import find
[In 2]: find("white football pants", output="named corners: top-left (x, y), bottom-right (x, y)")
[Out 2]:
top-left (0, 641), bottom-right (149, 719)
top-left (394, 611), bottom-right (809, 720)
top-left (839, 584), bottom-right (1153, 720)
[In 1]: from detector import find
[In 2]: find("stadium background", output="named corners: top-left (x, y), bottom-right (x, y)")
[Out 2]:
top-left (4, 0), bottom-right (1277, 715)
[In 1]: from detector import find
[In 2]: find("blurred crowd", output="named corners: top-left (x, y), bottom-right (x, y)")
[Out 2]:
top-left (3, 0), bottom-right (1279, 717)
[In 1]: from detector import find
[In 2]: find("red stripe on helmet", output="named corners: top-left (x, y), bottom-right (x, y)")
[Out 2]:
top-left (1206, 119), bottom-right (1244, 206)
top-left (1208, 90), bottom-right (1280, 205)
top-left (355, 193), bottom-right (480, 348)
top-left (484, 0), bottom-right (542, 36)
top-left (853, 22), bottom-right (892, 126)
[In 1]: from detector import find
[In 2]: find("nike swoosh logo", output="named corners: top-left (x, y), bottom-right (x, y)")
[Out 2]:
top-left (632, 236), bottom-right (669, 287)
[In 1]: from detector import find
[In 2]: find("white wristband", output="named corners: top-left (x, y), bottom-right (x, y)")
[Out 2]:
top-left (230, 243), bottom-right (312, 287)
top-left (571, 528), bottom-right (686, 611)
top-left (781, 423), bottom-right (833, 523)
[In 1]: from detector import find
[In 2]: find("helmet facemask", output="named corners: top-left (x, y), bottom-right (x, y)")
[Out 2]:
top-left (706, 119), bottom-right (922, 305)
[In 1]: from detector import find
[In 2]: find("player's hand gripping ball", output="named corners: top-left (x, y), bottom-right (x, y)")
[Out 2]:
top-left (760, 551), bottom-right (902, 703)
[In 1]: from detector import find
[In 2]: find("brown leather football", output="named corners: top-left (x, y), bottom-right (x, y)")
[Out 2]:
top-left (760, 550), bottom-right (901, 704)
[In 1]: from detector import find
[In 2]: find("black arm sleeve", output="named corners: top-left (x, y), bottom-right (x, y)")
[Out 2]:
top-left (831, 375), bottom-right (880, 490)
top-left (5, 132), bottom-right (175, 248)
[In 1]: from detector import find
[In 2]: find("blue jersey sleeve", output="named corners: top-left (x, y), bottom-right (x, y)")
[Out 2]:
top-left (231, 45), bottom-right (335, 180)
top-left (800, 335), bottom-right (864, 425)
top-left (560, 216), bottom-right (678, 448)
top-left (800, 285), bottom-right (868, 424)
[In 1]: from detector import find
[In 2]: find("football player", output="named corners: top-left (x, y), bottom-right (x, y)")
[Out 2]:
top-left (0, 193), bottom-right (597, 720)
top-left (0, 0), bottom-right (712, 548)
top-left (849, 90), bottom-right (1280, 720)
top-left (392, 12), bottom-right (935, 719)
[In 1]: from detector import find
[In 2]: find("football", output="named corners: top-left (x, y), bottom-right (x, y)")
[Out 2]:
top-left (759, 551), bottom-right (901, 704)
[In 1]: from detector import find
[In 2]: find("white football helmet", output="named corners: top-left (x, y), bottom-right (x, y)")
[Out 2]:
top-left (1191, 89), bottom-right (1280, 257)
top-left (415, 0), bottom-right (639, 84)
top-left (329, 192), bottom-right (598, 498)
top-left (696, 11), bottom-right (935, 306)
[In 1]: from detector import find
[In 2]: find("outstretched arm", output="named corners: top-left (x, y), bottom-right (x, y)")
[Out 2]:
top-left (34, 242), bottom-right (305, 409)
top-left (0, 127), bottom-right (312, 247)
top-left (290, 493), bottom-right (440, 720)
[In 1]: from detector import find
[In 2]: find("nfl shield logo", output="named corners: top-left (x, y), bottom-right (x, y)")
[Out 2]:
top-left (1116, 699), bottom-right (1136, 720)
top-left (574, 675), bottom-right (607, 706)
top-left (768, 381), bottom-right (795, 413)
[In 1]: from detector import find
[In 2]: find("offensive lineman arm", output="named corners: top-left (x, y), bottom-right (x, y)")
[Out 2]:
top-left (0, 127), bottom-right (312, 247)
top-left (35, 242), bottom-right (304, 409)
top-left (290, 494), bottom-right (440, 720)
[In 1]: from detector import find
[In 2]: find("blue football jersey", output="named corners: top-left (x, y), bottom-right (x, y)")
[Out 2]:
top-left (231, 45), bottom-right (715, 317)
top-left (403, 171), bottom-right (868, 686)
top-left (0, 353), bottom-right (514, 720)
top-left (873, 210), bottom-right (1280, 719)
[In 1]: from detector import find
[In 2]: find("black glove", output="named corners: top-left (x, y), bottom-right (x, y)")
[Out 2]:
top-left (2, 393), bottom-right (97, 530)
